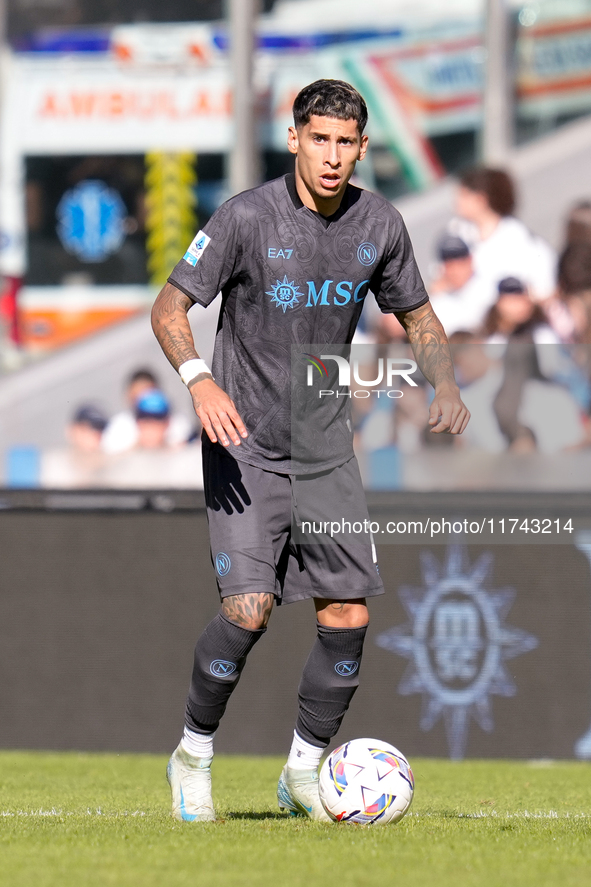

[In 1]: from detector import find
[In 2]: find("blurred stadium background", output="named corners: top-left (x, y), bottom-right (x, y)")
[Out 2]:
top-left (2, 0), bottom-right (591, 762)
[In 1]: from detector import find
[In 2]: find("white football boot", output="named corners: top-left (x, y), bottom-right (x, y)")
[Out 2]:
top-left (166, 743), bottom-right (215, 822)
top-left (277, 765), bottom-right (332, 822)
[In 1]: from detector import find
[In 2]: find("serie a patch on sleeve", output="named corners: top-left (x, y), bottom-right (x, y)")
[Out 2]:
top-left (183, 230), bottom-right (211, 266)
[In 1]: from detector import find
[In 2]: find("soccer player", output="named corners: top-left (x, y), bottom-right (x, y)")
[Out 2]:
top-left (151, 79), bottom-right (469, 822)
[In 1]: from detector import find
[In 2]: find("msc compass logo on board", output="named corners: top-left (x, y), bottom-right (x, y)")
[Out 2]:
top-left (375, 546), bottom-right (538, 760)
top-left (303, 353), bottom-right (418, 399)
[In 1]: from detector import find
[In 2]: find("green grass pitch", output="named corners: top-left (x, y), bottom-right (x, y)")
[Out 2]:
top-left (1, 751), bottom-right (591, 887)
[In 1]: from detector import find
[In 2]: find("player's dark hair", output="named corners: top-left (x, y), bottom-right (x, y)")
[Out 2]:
top-left (292, 79), bottom-right (368, 134)
top-left (459, 167), bottom-right (516, 217)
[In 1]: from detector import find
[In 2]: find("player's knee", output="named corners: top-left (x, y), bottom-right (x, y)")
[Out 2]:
top-left (315, 598), bottom-right (369, 629)
top-left (222, 592), bottom-right (274, 630)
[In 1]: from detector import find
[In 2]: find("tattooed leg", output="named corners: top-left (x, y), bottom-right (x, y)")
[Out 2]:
top-left (222, 592), bottom-right (275, 630)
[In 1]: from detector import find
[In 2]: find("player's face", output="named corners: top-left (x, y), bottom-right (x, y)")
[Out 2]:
top-left (288, 115), bottom-right (368, 212)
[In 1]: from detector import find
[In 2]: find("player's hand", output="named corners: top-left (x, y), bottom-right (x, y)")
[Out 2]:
top-left (188, 377), bottom-right (248, 446)
top-left (428, 384), bottom-right (470, 434)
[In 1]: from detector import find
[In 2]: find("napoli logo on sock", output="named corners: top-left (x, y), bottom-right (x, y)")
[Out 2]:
top-left (210, 659), bottom-right (237, 677)
top-left (335, 660), bottom-right (359, 676)
top-left (215, 552), bottom-right (231, 577)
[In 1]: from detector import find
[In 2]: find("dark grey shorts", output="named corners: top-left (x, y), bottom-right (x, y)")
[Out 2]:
top-left (203, 441), bottom-right (384, 605)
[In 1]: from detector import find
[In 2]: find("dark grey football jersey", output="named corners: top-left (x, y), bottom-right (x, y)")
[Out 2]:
top-left (169, 173), bottom-right (428, 474)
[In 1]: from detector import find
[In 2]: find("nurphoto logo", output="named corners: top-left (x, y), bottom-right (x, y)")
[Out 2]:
top-left (304, 353), bottom-right (418, 398)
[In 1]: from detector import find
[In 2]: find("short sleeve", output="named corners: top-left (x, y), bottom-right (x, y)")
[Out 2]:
top-left (168, 200), bottom-right (239, 307)
top-left (372, 210), bottom-right (429, 314)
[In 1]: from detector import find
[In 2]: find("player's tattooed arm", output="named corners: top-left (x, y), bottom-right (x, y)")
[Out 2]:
top-left (395, 302), bottom-right (470, 435)
top-left (222, 593), bottom-right (275, 630)
top-left (151, 282), bottom-right (248, 446)
top-left (151, 282), bottom-right (201, 370)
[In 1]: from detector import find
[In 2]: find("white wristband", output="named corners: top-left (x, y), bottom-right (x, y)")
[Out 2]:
top-left (179, 358), bottom-right (212, 386)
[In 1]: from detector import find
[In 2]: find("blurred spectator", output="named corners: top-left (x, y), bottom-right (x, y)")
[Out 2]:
top-left (41, 404), bottom-right (109, 487)
top-left (483, 277), bottom-right (557, 449)
top-left (565, 201), bottom-right (591, 246)
top-left (134, 389), bottom-right (171, 449)
top-left (558, 242), bottom-right (591, 298)
top-left (356, 379), bottom-right (430, 457)
top-left (451, 335), bottom-right (506, 453)
top-left (396, 386), bottom-right (431, 452)
top-left (453, 167), bottom-right (556, 302)
top-left (555, 241), bottom-right (591, 345)
top-left (532, 201), bottom-right (591, 344)
top-left (429, 234), bottom-right (496, 336)
top-left (483, 277), bottom-right (560, 345)
top-left (485, 278), bottom-right (591, 431)
top-left (69, 404), bottom-right (108, 449)
top-left (102, 390), bottom-right (203, 488)
top-left (102, 367), bottom-right (192, 453)
top-left (451, 333), bottom-right (586, 454)
top-left (375, 312), bottom-right (407, 343)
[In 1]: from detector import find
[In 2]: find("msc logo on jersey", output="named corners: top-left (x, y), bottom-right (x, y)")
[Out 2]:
top-left (357, 242), bottom-right (377, 266)
top-left (268, 277), bottom-right (370, 311)
top-left (335, 660), bottom-right (359, 676)
top-left (266, 276), bottom-right (304, 312)
top-left (210, 660), bottom-right (237, 677)
top-left (183, 230), bottom-right (211, 266)
top-left (215, 552), bottom-right (232, 576)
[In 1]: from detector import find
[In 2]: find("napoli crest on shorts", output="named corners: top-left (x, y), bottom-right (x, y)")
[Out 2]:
top-left (335, 660), bottom-right (359, 676)
top-left (210, 659), bottom-right (237, 677)
top-left (357, 242), bottom-right (377, 266)
top-left (215, 552), bottom-right (231, 577)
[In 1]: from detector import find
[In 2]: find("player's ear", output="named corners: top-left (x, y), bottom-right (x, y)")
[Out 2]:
top-left (287, 126), bottom-right (299, 155)
top-left (358, 134), bottom-right (369, 162)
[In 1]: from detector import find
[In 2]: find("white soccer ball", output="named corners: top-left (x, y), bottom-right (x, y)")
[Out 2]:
top-left (318, 738), bottom-right (414, 825)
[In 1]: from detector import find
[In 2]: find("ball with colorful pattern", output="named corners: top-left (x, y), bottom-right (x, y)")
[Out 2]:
top-left (318, 738), bottom-right (414, 825)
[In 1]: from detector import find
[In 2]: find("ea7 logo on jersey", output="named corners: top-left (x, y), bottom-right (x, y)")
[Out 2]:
top-left (183, 230), bottom-right (211, 267)
top-left (268, 247), bottom-right (293, 259)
